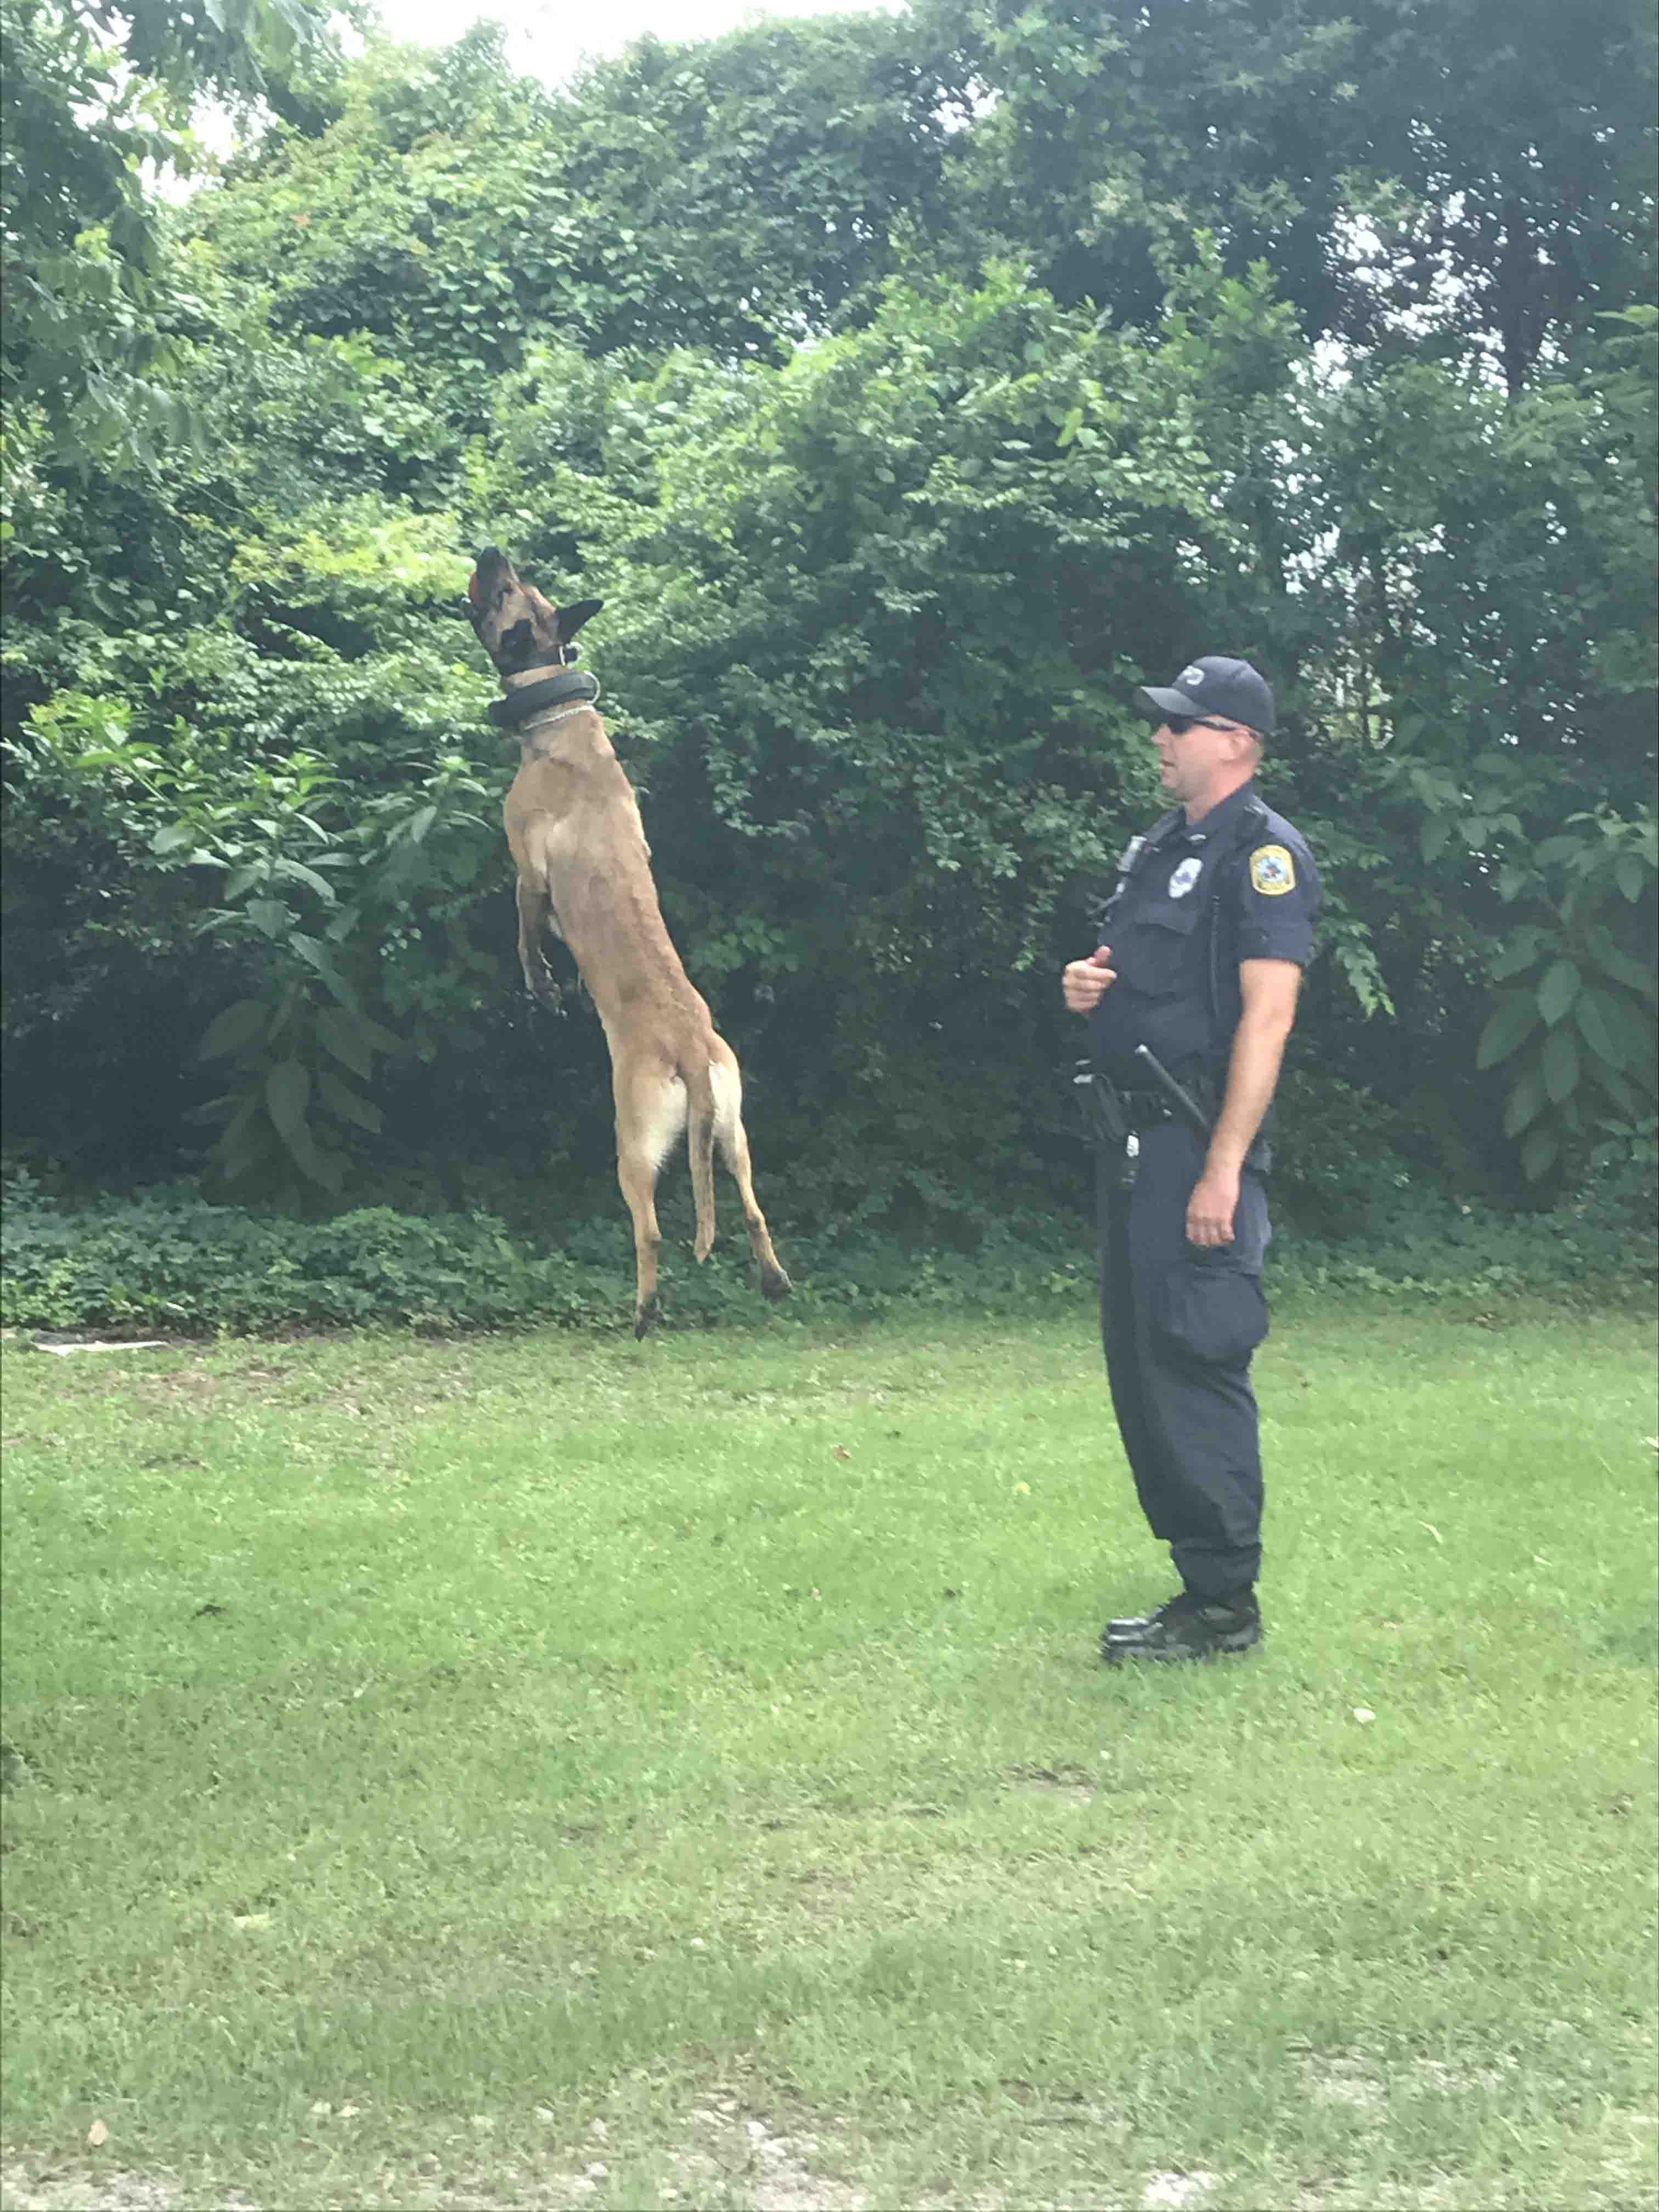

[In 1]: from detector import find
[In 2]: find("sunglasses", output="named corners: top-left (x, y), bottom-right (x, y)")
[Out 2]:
top-left (1164, 714), bottom-right (1239, 736)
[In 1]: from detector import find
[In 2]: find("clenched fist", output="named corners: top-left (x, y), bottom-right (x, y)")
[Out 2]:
top-left (1062, 944), bottom-right (1118, 1014)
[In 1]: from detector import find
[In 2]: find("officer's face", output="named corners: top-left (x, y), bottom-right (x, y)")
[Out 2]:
top-left (1153, 716), bottom-right (1250, 803)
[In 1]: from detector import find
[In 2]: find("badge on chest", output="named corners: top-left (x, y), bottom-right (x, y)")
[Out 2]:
top-left (1167, 856), bottom-right (1203, 900)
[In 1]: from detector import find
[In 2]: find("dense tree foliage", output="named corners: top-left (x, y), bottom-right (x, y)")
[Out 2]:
top-left (3, 3), bottom-right (1654, 1237)
top-left (919, 0), bottom-right (1657, 390)
top-left (1, 0), bottom-right (331, 468)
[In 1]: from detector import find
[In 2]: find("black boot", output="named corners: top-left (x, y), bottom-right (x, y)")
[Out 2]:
top-left (1101, 1592), bottom-right (1187, 1642)
top-left (1100, 1588), bottom-right (1261, 1663)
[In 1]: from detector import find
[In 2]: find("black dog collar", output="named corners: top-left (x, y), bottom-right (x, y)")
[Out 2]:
top-left (488, 669), bottom-right (601, 729)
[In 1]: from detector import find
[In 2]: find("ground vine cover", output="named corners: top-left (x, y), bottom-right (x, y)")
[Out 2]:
top-left (2, 1302), bottom-right (1654, 2210)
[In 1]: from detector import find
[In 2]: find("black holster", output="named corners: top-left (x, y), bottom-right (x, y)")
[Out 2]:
top-left (1073, 1061), bottom-right (1139, 1188)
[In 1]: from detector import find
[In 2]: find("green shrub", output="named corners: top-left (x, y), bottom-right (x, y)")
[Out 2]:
top-left (1272, 1158), bottom-right (1656, 1307)
top-left (0, 1181), bottom-right (608, 1334)
top-left (2, 1169), bottom-right (1650, 1338)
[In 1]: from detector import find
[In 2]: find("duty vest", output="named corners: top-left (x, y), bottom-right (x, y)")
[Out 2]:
top-left (1086, 783), bottom-right (1318, 1083)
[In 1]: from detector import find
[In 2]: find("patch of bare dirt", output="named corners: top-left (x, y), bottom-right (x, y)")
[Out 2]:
top-left (1302, 2053), bottom-right (1387, 2113)
top-left (0, 2161), bottom-right (256, 2211)
top-left (3, 2099), bottom-right (866, 2212)
top-left (655, 2104), bottom-right (867, 2212)
top-left (1139, 2175), bottom-right (1218, 2210)
top-left (1010, 1763), bottom-right (1098, 1805)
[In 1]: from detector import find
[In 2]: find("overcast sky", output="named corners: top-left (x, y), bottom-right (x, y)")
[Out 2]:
top-left (365, 0), bottom-right (900, 81)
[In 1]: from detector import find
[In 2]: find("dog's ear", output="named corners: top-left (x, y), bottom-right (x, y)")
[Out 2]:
top-left (557, 599), bottom-right (604, 644)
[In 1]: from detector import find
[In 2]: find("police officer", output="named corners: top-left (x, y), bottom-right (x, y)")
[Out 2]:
top-left (1062, 656), bottom-right (1319, 1662)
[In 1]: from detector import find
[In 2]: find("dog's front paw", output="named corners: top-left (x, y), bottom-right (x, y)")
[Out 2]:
top-left (522, 966), bottom-right (563, 1012)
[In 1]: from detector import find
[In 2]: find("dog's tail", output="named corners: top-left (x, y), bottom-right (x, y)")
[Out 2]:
top-left (687, 1061), bottom-right (718, 1263)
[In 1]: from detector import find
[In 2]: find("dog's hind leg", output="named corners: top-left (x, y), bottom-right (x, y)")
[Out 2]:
top-left (614, 1060), bottom-right (686, 1336)
top-left (710, 1049), bottom-right (792, 1302)
top-left (687, 1066), bottom-right (718, 1264)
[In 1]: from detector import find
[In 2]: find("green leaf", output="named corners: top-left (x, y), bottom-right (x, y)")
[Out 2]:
top-left (1489, 929), bottom-right (1542, 981)
top-left (318, 1069), bottom-right (383, 1133)
top-left (217, 1121), bottom-right (278, 1182)
top-left (302, 1144), bottom-right (346, 1194)
top-left (198, 998), bottom-right (268, 1060)
top-left (316, 1006), bottom-right (374, 1080)
top-left (1534, 835), bottom-right (1583, 868)
top-left (1520, 1125), bottom-right (1559, 1182)
top-left (213, 1096), bottom-right (274, 1180)
top-left (1588, 935), bottom-right (1659, 1003)
top-left (1541, 1024), bottom-right (1580, 1105)
top-left (1573, 987), bottom-right (1627, 1071)
top-left (264, 1058), bottom-right (312, 1144)
top-left (246, 899), bottom-right (291, 939)
top-left (272, 858), bottom-right (338, 903)
top-left (289, 934), bottom-right (356, 1007)
top-left (354, 1014), bottom-right (404, 1058)
top-left (1501, 1064), bottom-right (1545, 1138)
top-left (218, 1094), bottom-right (260, 1147)
top-left (150, 822), bottom-right (196, 855)
top-left (1475, 993), bottom-right (1539, 1070)
top-left (1536, 960), bottom-right (1580, 1025)
top-left (1615, 853), bottom-right (1649, 902)
top-left (1596, 1064), bottom-right (1638, 1115)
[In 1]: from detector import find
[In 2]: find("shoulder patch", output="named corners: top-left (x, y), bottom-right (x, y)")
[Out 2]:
top-left (1249, 844), bottom-right (1296, 896)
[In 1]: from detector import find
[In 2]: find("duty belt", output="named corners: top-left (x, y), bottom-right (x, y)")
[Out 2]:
top-left (1113, 1083), bottom-right (1210, 1130)
top-left (1103, 1057), bottom-right (1219, 1133)
top-left (1072, 1058), bottom-right (1272, 1177)
top-left (1073, 1057), bottom-right (1214, 1148)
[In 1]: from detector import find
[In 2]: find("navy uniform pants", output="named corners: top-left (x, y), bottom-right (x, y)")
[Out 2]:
top-left (1097, 1121), bottom-right (1271, 1601)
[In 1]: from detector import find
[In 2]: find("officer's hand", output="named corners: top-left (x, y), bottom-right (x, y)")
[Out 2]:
top-left (1062, 946), bottom-right (1116, 1014)
top-left (1186, 1164), bottom-right (1240, 1247)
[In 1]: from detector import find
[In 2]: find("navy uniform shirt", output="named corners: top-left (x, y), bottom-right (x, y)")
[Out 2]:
top-left (1087, 779), bottom-right (1321, 1083)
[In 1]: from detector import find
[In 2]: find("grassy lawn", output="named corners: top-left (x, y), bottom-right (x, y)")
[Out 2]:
top-left (2, 1300), bottom-right (1655, 2211)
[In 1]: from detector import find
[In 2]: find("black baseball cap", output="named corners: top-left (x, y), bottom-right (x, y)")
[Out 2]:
top-left (1134, 655), bottom-right (1276, 737)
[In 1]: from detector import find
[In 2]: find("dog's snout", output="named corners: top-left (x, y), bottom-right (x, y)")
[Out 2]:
top-left (470, 548), bottom-right (514, 612)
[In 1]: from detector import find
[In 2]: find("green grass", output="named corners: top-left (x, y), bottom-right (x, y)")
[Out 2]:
top-left (2, 1301), bottom-right (1655, 2211)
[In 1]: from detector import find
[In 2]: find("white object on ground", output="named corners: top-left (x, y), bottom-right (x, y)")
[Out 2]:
top-left (33, 1340), bottom-right (170, 1356)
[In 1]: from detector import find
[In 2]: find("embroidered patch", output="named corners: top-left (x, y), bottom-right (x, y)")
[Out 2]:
top-left (1180, 663), bottom-right (1205, 688)
top-left (1167, 856), bottom-right (1202, 899)
top-left (1250, 844), bottom-right (1296, 896)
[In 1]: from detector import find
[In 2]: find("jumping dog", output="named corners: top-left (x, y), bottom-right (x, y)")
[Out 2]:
top-left (466, 545), bottom-right (791, 1335)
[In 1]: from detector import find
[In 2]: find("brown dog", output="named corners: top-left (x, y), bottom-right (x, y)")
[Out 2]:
top-left (467, 545), bottom-right (791, 1335)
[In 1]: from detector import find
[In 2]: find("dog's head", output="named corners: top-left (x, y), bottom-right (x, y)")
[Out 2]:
top-left (466, 546), bottom-right (603, 679)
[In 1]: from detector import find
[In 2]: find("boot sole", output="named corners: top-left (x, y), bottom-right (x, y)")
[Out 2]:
top-left (1100, 1630), bottom-right (1262, 1665)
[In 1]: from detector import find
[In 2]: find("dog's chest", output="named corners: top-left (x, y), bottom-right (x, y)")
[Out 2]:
top-left (511, 769), bottom-right (650, 899)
